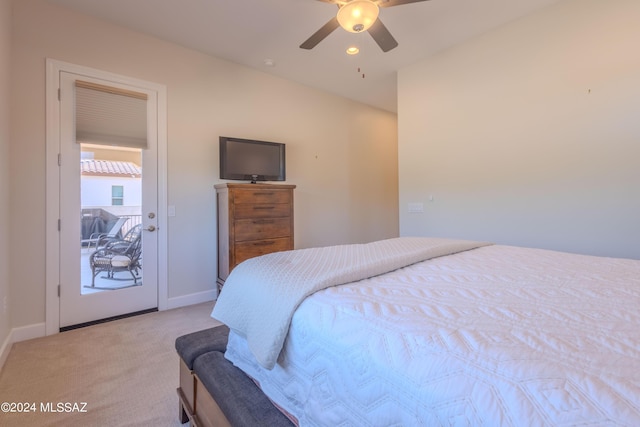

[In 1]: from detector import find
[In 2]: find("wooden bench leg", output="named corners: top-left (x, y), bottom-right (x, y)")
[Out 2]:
top-left (179, 397), bottom-right (189, 424)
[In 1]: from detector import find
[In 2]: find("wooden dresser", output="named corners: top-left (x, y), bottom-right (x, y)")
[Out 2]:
top-left (215, 183), bottom-right (296, 289)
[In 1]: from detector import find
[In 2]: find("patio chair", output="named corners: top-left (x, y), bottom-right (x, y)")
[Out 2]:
top-left (83, 217), bottom-right (129, 251)
top-left (88, 224), bottom-right (142, 287)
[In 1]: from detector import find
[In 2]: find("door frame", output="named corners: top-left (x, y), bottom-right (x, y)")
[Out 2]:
top-left (45, 58), bottom-right (169, 335)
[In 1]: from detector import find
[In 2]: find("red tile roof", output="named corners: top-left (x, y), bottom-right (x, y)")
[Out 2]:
top-left (81, 160), bottom-right (142, 178)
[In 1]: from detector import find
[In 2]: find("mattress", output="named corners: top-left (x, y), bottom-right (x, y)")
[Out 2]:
top-left (225, 244), bottom-right (640, 426)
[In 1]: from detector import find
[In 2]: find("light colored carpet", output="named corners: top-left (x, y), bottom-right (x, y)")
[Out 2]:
top-left (0, 302), bottom-right (221, 426)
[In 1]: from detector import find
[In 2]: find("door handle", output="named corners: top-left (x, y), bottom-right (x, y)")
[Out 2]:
top-left (144, 225), bottom-right (157, 232)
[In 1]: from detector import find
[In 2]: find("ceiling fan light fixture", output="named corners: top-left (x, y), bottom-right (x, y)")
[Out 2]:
top-left (337, 1), bottom-right (379, 33)
top-left (346, 46), bottom-right (360, 55)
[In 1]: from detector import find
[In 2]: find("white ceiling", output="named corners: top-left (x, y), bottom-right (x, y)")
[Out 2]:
top-left (48, 0), bottom-right (563, 113)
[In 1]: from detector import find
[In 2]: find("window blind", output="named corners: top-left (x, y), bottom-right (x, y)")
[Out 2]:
top-left (75, 80), bottom-right (148, 149)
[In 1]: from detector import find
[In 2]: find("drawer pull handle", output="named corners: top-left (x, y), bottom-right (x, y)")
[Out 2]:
top-left (253, 220), bottom-right (275, 224)
top-left (253, 241), bottom-right (276, 246)
top-left (254, 192), bottom-right (274, 196)
top-left (253, 206), bottom-right (275, 210)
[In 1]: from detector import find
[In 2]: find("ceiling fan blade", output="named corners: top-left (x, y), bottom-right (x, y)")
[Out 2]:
top-left (368, 19), bottom-right (398, 52)
top-left (300, 16), bottom-right (340, 50)
top-left (378, 0), bottom-right (431, 7)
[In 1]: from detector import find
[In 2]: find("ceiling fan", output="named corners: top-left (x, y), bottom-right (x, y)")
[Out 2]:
top-left (300, 0), bottom-right (431, 53)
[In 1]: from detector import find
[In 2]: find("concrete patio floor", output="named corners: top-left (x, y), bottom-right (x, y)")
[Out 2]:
top-left (80, 248), bottom-right (142, 294)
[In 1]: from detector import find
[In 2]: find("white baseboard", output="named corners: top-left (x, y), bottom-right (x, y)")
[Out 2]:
top-left (0, 322), bottom-right (46, 371)
top-left (0, 332), bottom-right (11, 372)
top-left (12, 322), bottom-right (47, 342)
top-left (166, 289), bottom-right (217, 310)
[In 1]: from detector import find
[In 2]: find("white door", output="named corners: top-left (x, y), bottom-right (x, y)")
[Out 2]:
top-left (58, 71), bottom-right (158, 328)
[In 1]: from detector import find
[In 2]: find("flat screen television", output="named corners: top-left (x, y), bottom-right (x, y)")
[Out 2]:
top-left (219, 136), bottom-right (286, 183)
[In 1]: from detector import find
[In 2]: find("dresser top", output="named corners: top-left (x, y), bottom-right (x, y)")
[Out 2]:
top-left (215, 182), bottom-right (296, 190)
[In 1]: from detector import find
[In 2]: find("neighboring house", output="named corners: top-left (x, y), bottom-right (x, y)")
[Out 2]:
top-left (81, 159), bottom-right (142, 217)
top-left (80, 159), bottom-right (142, 240)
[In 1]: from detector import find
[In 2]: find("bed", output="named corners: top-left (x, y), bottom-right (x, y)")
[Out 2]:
top-left (191, 237), bottom-right (640, 425)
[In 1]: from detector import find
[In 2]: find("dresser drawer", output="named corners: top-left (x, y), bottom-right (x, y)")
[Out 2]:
top-left (234, 203), bottom-right (291, 219)
top-left (234, 218), bottom-right (291, 242)
top-left (233, 189), bottom-right (291, 205)
top-left (234, 238), bottom-right (291, 265)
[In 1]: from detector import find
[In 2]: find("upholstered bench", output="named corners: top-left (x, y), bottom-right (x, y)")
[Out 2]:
top-left (175, 325), bottom-right (294, 427)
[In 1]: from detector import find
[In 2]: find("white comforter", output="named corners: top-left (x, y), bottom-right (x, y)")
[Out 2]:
top-left (213, 237), bottom-right (489, 369)
top-left (225, 244), bottom-right (640, 426)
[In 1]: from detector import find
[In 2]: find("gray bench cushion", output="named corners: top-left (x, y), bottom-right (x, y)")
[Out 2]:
top-left (175, 325), bottom-right (229, 369)
top-left (193, 350), bottom-right (294, 427)
top-left (176, 325), bottom-right (294, 426)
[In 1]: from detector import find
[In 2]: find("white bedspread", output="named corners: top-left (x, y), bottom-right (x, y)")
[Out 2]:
top-left (225, 244), bottom-right (640, 426)
top-left (213, 237), bottom-right (488, 369)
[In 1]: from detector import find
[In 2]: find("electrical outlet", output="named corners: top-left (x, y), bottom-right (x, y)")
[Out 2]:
top-left (408, 203), bottom-right (424, 213)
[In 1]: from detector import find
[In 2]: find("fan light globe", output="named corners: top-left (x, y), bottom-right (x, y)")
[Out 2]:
top-left (337, 1), bottom-right (379, 33)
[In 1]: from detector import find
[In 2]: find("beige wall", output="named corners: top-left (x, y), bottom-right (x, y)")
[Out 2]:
top-left (398, 0), bottom-right (640, 259)
top-left (10, 0), bottom-right (398, 329)
top-left (0, 0), bottom-right (11, 347)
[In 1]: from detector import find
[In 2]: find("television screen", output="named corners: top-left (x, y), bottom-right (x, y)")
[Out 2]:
top-left (219, 136), bottom-right (286, 183)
